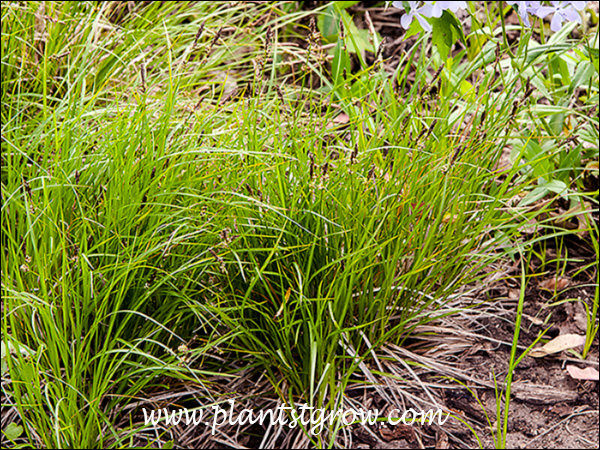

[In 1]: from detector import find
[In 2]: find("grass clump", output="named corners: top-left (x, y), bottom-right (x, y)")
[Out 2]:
top-left (1, 1), bottom-right (597, 448)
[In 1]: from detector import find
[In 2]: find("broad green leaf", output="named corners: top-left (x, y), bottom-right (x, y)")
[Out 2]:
top-left (549, 56), bottom-right (572, 89)
top-left (318, 6), bottom-right (376, 54)
top-left (459, 80), bottom-right (475, 100)
top-left (523, 140), bottom-right (553, 181)
top-left (404, 17), bottom-right (425, 40)
top-left (345, 28), bottom-right (374, 55)
top-left (1, 340), bottom-right (36, 375)
top-left (557, 145), bottom-right (583, 183)
top-left (431, 18), bottom-right (452, 60)
top-left (431, 11), bottom-right (465, 60)
top-left (548, 21), bottom-right (578, 45)
top-left (571, 62), bottom-right (594, 92)
top-left (334, 1), bottom-right (360, 9)
top-left (526, 43), bottom-right (572, 65)
top-left (317, 4), bottom-right (340, 42)
top-left (3, 423), bottom-right (23, 441)
top-left (544, 179), bottom-right (569, 197)
top-left (520, 179), bottom-right (568, 207)
top-left (519, 186), bottom-right (550, 207)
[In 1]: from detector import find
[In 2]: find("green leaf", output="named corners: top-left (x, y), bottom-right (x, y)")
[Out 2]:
top-left (3, 423), bottom-right (23, 441)
top-left (431, 21), bottom-right (452, 60)
top-left (332, 40), bottom-right (351, 88)
top-left (587, 43), bottom-right (599, 73)
top-left (318, 6), bottom-right (375, 54)
top-left (1, 340), bottom-right (35, 375)
top-left (525, 43), bottom-right (572, 65)
top-left (550, 56), bottom-right (572, 88)
top-left (519, 179), bottom-right (569, 207)
top-left (571, 62), bottom-right (594, 92)
top-left (557, 145), bottom-right (583, 183)
top-left (430, 11), bottom-right (465, 60)
top-left (459, 80), bottom-right (475, 100)
top-left (523, 140), bottom-right (553, 181)
top-left (543, 179), bottom-right (569, 196)
top-left (334, 1), bottom-right (360, 9)
top-left (519, 186), bottom-right (549, 207)
top-left (317, 4), bottom-right (340, 42)
top-left (345, 28), bottom-right (374, 55)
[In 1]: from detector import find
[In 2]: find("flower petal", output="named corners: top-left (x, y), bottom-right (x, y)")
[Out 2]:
top-left (550, 13), bottom-right (563, 32)
top-left (561, 7), bottom-right (582, 23)
top-left (401, 13), bottom-right (414, 30)
top-left (534, 6), bottom-right (556, 18)
top-left (415, 13), bottom-right (432, 32)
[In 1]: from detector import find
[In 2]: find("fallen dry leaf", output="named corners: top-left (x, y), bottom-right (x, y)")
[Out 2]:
top-left (435, 429), bottom-right (449, 449)
top-left (379, 423), bottom-right (416, 443)
top-left (508, 288), bottom-right (521, 300)
top-left (550, 201), bottom-right (594, 238)
top-left (549, 403), bottom-right (573, 417)
top-left (326, 112), bottom-right (350, 130)
top-left (511, 382), bottom-right (578, 404)
top-left (538, 276), bottom-right (570, 291)
top-left (333, 112), bottom-right (349, 124)
top-left (529, 334), bottom-right (586, 358)
top-left (559, 301), bottom-right (588, 334)
top-left (566, 365), bottom-right (600, 381)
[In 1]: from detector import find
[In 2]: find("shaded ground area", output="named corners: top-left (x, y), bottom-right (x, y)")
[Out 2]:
top-left (343, 233), bottom-right (599, 449)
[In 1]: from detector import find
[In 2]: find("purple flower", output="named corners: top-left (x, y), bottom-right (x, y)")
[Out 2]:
top-left (392, 1), bottom-right (467, 32)
top-left (506, 1), bottom-right (540, 27)
top-left (391, 1), bottom-right (585, 34)
top-left (393, 1), bottom-right (433, 32)
top-left (506, 1), bottom-right (586, 31)
top-left (533, 1), bottom-right (586, 31)
top-left (435, 1), bottom-right (468, 13)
